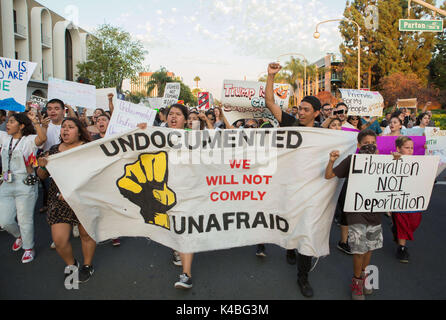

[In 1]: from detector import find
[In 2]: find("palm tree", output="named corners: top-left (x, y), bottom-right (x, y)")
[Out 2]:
top-left (146, 68), bottom-right (173, 97)
top-left (194, 76), bottom-right (201, 88)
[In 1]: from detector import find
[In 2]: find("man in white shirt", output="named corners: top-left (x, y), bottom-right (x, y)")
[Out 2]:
top-left (321, 102), bottom-right (356, 129)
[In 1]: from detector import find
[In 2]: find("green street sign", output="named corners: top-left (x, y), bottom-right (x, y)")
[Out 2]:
top-left (399, 19), bottom-right (443, 32)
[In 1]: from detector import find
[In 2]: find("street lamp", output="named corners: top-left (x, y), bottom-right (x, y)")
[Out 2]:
top-left (276, 53), bottom-right (308, 96)
top-left (314, 19), bottom-right (361, 90)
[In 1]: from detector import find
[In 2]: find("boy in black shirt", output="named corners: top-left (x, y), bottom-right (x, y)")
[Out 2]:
top-left (325, 130), bottom-right (383, 300)
top-left (265, 62), bottom-right (322, 298)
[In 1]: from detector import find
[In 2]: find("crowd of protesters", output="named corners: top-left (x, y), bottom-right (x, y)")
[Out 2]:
top-left (0, 62), bottom-right (441, 300)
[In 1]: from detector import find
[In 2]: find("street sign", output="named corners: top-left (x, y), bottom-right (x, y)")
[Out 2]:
top-left (399, 19), bottom-right (443, 32)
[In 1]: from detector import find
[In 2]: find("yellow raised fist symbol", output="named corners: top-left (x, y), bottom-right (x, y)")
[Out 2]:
top-left (117, 152), bottom-right (177, 230)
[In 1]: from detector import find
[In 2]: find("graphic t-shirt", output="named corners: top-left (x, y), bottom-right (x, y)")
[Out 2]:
top-left (0, 131), bottom-right (40, 174)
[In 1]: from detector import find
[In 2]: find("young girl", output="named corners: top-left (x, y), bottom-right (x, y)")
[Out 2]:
top-left (392, 137), bottom-right (421, 263)
top-left (0, 112), bottom-right (47, 264)
top-left (385, 116), bottom-right (403, 137)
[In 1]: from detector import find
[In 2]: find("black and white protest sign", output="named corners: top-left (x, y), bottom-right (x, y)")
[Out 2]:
top-left (344, 155), bottom-right (439, 213)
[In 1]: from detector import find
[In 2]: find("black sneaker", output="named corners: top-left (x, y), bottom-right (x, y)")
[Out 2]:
top-left (175, 273), bottom-right (193, 289)
top-left (297, 277), bottom-right (314, 298)
top-left (256, 244), bottom-right (267, 257)
top-left (337, 242), bottom-right (353, 255)
top-left (78, 265), bottom-right (95, 283)
top-left (286, 250), bottom-right (297, 265)
top-left (397, 246), bottom-right (410, 263)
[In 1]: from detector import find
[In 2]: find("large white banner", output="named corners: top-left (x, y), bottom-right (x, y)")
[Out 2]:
top-left (48, 78), bottom-right (96, 109)
top-left (47, 127), bottom-right (357, 257)
top-left (344, 154), bottom-right (439, 213)
top-left (0, 57), bottom-right (37, 112)
top-left (339, 89), bottom-right (384, 117)
top-left (106, 99), bottom-right (157, 137)
top-left (221, 80), bottom-right (291, 127)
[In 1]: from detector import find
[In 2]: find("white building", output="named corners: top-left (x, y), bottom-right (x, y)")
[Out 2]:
top-left (0, 0), bottom-right (91, 98)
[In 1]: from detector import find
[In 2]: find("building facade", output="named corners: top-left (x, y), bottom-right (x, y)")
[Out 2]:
top-left (0, 0), bottom-right (90, 98)
top-left (302, 53), bottom-right (344, 98)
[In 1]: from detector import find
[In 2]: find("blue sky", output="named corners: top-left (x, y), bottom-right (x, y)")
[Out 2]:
top-left (37, 0), bottom-right (443, 99)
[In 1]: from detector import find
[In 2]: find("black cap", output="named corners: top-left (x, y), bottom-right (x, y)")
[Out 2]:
top-left (301, 96), bottom-right (322, 111)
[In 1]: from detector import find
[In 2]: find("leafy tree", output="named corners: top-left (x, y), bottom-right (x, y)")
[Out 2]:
top-left (124, 91), bottom-right (146, 104)
top-left (379, 72), bottom-right (439, 107)
top-left (194, 76), bottom-right (201, 88)
top-left (340, 0), bottom-right (436, 89)
top-left (428, 1), bottom-right (446, 90)
top-left (146, 67), bottom-right (174, 97)
top-left (77, 24), bottom-right (147, 92)
top-left (146, 68), bottom-right (197, 105)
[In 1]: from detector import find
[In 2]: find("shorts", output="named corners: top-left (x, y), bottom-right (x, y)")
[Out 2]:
top-left (348, 224), bottom-right (383, 255)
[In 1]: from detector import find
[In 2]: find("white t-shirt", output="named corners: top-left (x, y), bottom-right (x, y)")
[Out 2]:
top-left (342, 122), bottom-right (356, 129)
top-left (0, 131), bottom-right (40, 173)
top-left (383, 125), bottom-right (407, 135)
top-left (43, 122), bottom-right (62, 152)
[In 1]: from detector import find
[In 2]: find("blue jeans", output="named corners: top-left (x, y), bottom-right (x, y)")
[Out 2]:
top-left (0, 174), bottom-right (38, 250)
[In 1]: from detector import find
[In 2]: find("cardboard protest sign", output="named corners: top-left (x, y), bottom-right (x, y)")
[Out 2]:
top-left (48, 78), bottom-right (96, 109)
top-left (377, 136), bottom-right (426, 156)
top-left (162, 83), bottom-right (181, 108)
top-left (344, 154), bottom-right (439, 213)
top-left (106, 99), bottom-right (157, 137)
top-left (339, 89), bottom-right (384, 117)
top-left (221, 80), bottom-right (291, 127)
top-left (47, 127), bottom-right (358, 257)
top-left (397, 98), bottom-right (417, 109)
top-left (29, 95), bottom-right (47, 110)
top-left (0, 57), bottom-right (37, 112)
top-left (96, 88), bottom-right (117, 111)
top-left (425, 128), bottom-right (446, 164)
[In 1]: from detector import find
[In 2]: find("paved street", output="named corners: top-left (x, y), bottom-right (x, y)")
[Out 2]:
top-left (1, 177), bottom-right (445, 300)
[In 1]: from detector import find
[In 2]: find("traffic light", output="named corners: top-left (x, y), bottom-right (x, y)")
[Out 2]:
top-left (362, 73), bottom-right (369, 89)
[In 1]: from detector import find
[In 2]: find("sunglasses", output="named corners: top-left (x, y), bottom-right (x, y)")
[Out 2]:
top-left (244, 125), bottom-right (258, 129)
top-left (333, 110), bottom-right (346, 115)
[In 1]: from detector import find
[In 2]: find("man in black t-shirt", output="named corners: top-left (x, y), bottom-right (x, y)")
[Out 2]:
top-left (265, 62), bottom-right (322, 298)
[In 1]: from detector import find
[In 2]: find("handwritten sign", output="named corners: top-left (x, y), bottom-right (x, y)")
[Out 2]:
top-left (0, 57), bottom-right (37, 112)
top-left (29, 95), bottom-right (47, 110)
top-left (221, 80), bottom-right (291, 127)
top-left (401, 127), bottom-right (425, 136)
top-left (344, 154), bottom-right (439, 213)
top-left (162, 83), bottom-right (181, 108)
top-left (106, 99), bottom-right (157, 137)
top-left (339, 89), bottom-right (384, 117)
top-left (425, 128), bottom-right (446, 164)
top-left (48, 78), bottom-right (96, 109)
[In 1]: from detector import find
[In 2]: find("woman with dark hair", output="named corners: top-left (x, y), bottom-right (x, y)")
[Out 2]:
top-left (37, 117), bottom-right (96, 284)
top-left (347, 116), bottom-right (362, 131)
top-left (384, 116), bottom-right (403, 137)
top-left (414, 112), bottom-right (430, 130)
top-left (0, 112), bottom-right (47, 264)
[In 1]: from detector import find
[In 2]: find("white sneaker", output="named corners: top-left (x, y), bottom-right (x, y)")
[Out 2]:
top-left (22, 249), bottom-right (35, 264)
top-left (173, 251), bottom-right (182, 266)
top-left (72, 225), bottom-right (80, 238)
top-left (50, 242), bottom-right (56, 249)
